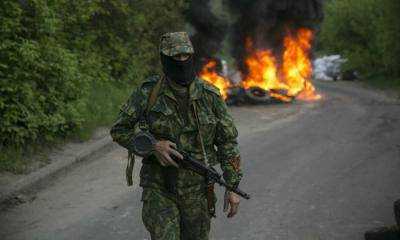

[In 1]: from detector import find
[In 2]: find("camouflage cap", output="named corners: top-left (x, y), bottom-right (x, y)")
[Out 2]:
top-left (159, 32), bottom-right (194, 57)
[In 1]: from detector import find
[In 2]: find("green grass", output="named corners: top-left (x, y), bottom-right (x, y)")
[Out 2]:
top-left (0, 81), bottom-right (132, 174)
top-left (0, 144), bottom-right (50, 174)
top-left (72, 81), bottom-right (132, 140)
top-left (362, 74), bottom-right (400, 96)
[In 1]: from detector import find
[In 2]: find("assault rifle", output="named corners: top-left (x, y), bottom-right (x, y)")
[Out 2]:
top-left (172, 151), bottom-right (250, 200)
top-left (131, 131), bottom-right (251, 200)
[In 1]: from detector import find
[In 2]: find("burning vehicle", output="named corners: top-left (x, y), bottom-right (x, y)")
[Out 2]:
top-left (189, 0), bottom-right (324, 104)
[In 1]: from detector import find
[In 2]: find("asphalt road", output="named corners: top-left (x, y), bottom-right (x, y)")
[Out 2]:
top-left (1, 81), bottom-right (399, 240)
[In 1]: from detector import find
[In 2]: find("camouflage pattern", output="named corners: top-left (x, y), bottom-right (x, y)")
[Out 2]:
top-left (110, 75), bottom-right (242, 189)
top-left (142, 187), bottom-right (210, 240)
top-left (110, 75), bottom-right (242, 239)
top-left (160, 32), bottom-right (194, 57)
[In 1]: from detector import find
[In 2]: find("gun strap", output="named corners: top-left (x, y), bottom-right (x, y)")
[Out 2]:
top-left (138, 76), bottom-right (164, 130)
top-left (146, 76), bottom-right (164, 115)
top-left (126, 150), bottom-right (135, 186)
top-left (192, 103), bottom-right (209, 167)
top-left (192, 102), bottom-right (216, 217)
top-left (127, 76), bottom-right (164, 186)
top-left (207, 184), bottom-right (216, 217)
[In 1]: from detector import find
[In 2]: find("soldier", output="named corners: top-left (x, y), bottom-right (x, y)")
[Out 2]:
top-left (110, 32), bottom-right (243, 240)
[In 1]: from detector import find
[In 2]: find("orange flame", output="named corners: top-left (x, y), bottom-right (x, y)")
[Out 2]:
top-left (282, 28), bottom-right (321, 101)
top-left (244, 28), bottom-right (321, 101)
top-left (199, 60), bottom-right (231, 99)
top-left (199, 28), bottom-right (321, 102)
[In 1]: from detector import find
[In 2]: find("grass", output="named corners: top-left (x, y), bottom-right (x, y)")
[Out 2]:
top-left (362, 74), bottom-right (400, 96)
top-left (73, 81), bottom-right (132, 140)
top-left (0, 144), bottom-right (51, 174)
top-left (0, 81), bottom-right (132, 174)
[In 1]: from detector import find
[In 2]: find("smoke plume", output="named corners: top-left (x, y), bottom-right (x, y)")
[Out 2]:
top-left (186, 0), bottom-right (228, 72)
top-left (227, 0), bottom-right (324, 73)
top-left (187, 0), bottom-right (324, 73)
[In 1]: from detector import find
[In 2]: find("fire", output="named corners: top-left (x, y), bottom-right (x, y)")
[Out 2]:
top-left (199, 60), bottom-right (231, 99)
top-left (243, 28), bottom-right (321, 101)
top-left (199, 28), bottom-right (321, 102)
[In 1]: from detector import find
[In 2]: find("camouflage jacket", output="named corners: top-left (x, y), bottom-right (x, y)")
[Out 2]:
top-left (110, 75), bottom-right (242, 195)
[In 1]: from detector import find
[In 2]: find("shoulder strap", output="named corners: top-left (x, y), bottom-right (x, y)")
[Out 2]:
top-left (138, 76), bottom-right (164, 130)
top-left (146, 76), bottom-right (164, 115)
top-left (192, 103), bottom-right (209, 167)
top-left (126, 76), bottom-right (164, 186)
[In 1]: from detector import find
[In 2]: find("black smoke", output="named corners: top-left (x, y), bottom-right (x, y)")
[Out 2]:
top-left (187, 0), bottom-right (324, 73)
top-left (227, 0), bottom-right (324, 73)
top-left (186, 0), bottom-right (228, 72)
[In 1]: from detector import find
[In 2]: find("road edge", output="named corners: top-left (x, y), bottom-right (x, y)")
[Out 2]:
top-left (0, 134), bottom-right (114, 206)
top-left (315, 80), bottom-right (400, 103)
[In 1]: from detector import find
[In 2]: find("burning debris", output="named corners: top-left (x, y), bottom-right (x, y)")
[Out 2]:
top-left (242, 27), bottom-right (320, 102)
top-left (199, 60), bottom-right (231, 100)
top-left (227, 0), bottom-right (324, 74)
top-left (190, 0), bottom-right (324, 104)
top-left (226, 87), bottom-right (290, 105)
top-left (199, 27), bottom-right (321, 104)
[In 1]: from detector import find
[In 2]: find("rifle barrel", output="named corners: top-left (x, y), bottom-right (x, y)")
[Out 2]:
top-left (216, 178), bottom-right (251, 200)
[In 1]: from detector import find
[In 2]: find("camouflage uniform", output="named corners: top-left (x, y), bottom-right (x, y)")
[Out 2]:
top-left (110, 32), bottom-right (242, 240)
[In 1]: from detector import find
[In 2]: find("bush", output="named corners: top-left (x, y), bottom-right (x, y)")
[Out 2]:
top-left (0, 39), bottom-right (86, 146)
top-left (318, 0), bottom-right (400, 79)
top-left (0, 0), bottom-right (188, 172)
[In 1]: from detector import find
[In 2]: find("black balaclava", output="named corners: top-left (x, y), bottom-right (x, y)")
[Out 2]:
top-left (161, 53), bottom-right (196, 86)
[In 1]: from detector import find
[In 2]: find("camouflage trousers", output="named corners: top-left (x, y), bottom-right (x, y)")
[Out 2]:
top-left (141, 187), bottom-right (211, 240)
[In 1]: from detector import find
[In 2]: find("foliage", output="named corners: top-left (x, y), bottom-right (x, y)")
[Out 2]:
top-left (0, 0), bottom-right (188, 172)
top-left (318, 0), bottom-right (400, 79)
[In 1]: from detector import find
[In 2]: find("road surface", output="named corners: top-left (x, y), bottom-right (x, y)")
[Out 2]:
top-left (1, 81), bottom-right (399, 240)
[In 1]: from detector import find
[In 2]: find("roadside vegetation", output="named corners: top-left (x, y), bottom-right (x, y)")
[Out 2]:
top-left (2, 0), bottom-right (399, 173)
top-left (318, 0), bottom-right (400, 91)
top-left (0, 0), bottom-right (188, 173)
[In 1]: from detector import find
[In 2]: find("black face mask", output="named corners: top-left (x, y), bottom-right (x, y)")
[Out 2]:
top-left (161, 54), bottom-right (196, 86)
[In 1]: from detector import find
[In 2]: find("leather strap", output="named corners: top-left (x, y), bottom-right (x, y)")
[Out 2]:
top-left (146, 76), bottom-right (164, 115)
top-left (192, 102), bottom-right (216, 217)
top-left (207, 183), bottom-right (216, 217)
top-left (126, 76), bottom-right (164, 186)
top-left (126, 150), bottom-right (135, 186)
top-left (192, 103), bottom-right (209, 167)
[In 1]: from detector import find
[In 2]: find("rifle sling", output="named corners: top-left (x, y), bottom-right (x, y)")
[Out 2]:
top-left (126, 76), bottom-right (164, 186)
top-left (192, 102), bottom-right (216, 217)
